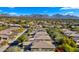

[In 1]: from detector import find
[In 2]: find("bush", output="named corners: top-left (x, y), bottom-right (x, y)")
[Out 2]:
top-left (63, 43), bottom-right (75, 52)
top-left (74, 48), bottom-right (79, 52)
top-left (17, 35), bottom-right (26, 43)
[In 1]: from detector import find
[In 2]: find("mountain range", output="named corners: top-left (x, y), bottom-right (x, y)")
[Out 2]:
top-left (0, 14), bottom-right (79, 19)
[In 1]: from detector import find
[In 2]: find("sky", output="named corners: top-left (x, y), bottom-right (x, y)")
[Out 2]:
top-left (0, 7), bottom-right (79, 16)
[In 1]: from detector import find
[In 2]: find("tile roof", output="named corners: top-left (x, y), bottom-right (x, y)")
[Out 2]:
top-left (31, 41), bottom-right (55, 48)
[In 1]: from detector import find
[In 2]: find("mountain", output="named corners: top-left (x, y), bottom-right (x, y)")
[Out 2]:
top-left (0, 14), bottom-right (79, 19)
top-left (51, 14), bottom-right (79, 19)
top-left (30, 14), bottom-right (50, 18)
top-left (29, 14), bottom-right (79, 19)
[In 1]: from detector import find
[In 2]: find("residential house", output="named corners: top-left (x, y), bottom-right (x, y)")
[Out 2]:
top-left (9, 24), bottom-right (21, 27)
top-left (0, 29), bottom-right (12, 40)
top-left (31, 28), bottom-right (55, 51)
top-left (62, 29), bottom-right (79, 47)
top-left (31, 41), bottom-right (55, 51)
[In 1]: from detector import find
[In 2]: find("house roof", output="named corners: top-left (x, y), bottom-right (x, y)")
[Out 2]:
top-left (34, 31), bottom-right (51, 41)
top-left (70, 34), bottom-right (79, 37)
top-left (29, 38), bottom-right (35, 41)
top-left (0, 22), bottom-right (5, 24)
top-left (0, 35), bottom-right (9, 38)
top-left (9, 24), bottom-right (21, 27)
top-left (62, 29), bottom-right (78, 37)
top-left (31, 41), bottom-right (55, 48)
top-left (0, 29), bottom-right (12, 35)
top-left (73, 37), bottom-right (79, 42)
top-left (31, 28), bottom-right (55, 49)
top-left (23, 41), bottom-right (31, 45)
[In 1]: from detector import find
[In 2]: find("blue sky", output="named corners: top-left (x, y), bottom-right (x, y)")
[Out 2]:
top-left (0, 7), bottom-right (79, 16)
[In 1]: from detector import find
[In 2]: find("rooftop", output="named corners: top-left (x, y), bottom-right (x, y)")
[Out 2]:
top-left (9, 24), bottom-right (21, 27)
top-left (31, 41), bottom-right (55, 48)
top-left (0, 29), bottom-right (12, 35)
top-left (34, 31), bottom-right (51, 41)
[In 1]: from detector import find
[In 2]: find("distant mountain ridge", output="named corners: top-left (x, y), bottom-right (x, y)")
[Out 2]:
top-left (0, 14), bottom-right (79, 19)
top-left (29, 14), bottom-right (79, 19)
top-left (51, 14), bottom-right (79, 19)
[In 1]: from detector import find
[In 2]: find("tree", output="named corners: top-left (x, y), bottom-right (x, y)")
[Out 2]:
top-left (74, 48), bottom-right (79, 52)
top-left (70, 39), bottom-right (77, 47)
top-left (17, 35), bottom-right (26, 43)
top-left (63, 43), bottom-right (75, 52)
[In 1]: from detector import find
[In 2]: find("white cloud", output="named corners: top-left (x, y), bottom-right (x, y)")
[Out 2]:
top-left (8, 7), bottom-right (15, 8)
top-left (64, 12), bottom-right (74, 15)
top-left (60, 7), bottom-right (79, 10)
top-left (9, 12), bottom-right (17, 15)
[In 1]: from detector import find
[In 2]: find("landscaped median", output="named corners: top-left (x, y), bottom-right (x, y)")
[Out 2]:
top-left (46, 27), bottom-right (79, 52)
